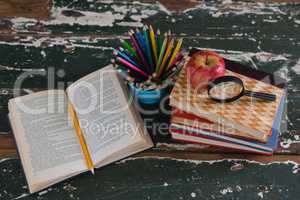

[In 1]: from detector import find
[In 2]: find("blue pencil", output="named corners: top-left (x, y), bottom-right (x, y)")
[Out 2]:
top-left (143, 26), bottom-right (154, 72)
top-left (129, 30), bottom-right (150, 73)
top-left (113, 49), bottom-right (141, 69)
top-left (134, 28), bottom-right (146, 51)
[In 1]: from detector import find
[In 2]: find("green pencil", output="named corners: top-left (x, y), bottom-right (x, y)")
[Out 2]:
top-left (120, 39), bottom-right (136, 56)
top-left (155, 36), bottom-right (167, 74)
top-left (156, 29), bottom-right (161, 55)
top-left (157, 38), bottom-right (174, 78)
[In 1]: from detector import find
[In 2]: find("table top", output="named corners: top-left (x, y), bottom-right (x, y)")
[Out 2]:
top-left (0, 0), bottom-right (300, 199)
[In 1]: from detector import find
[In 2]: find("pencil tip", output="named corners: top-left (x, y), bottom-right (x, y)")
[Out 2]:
top-left (91, 168), bottom-right (95, 174)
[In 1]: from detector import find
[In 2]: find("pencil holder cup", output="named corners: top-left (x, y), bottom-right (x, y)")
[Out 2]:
top-left (129, 83), bottom-right (168, 105)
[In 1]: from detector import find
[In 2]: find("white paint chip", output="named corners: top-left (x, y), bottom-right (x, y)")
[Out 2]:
top-left (292, 59), bottom-right (300, 75)
top-left (116, 21), bottom-right (143, 27)
top-left (220, 187), bottom-right (233, 195)
top-left (11, 7), bottom-right (125, 27)
top-left (257, 191), bottom-right (264, 199)
top-left (49, 8), bottom-right (124, 26)
top-left (190, 192), bottom-right (196, 198)
top-left (294, 19), bottom-right (300, 24)
top-left (40, 50), bottom-right (46, 58)
top-left (236, 185), bottom-right (242, 192)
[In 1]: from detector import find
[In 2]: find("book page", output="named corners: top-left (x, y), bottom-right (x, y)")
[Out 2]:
top-left (67, 65), bottom-right (152, 165)
top-left (9, 90), bottom-right (87, 193)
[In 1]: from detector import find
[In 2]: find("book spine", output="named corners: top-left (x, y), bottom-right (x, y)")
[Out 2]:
top-left (171, 137), bottom-right (272, 156)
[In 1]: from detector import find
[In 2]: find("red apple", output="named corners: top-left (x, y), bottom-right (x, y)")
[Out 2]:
top-left (187, 50), bottom-right (226, 91)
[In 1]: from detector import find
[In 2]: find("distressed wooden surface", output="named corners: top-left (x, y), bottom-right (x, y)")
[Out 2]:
top-left (0, 0), bottom-right (52, 19)
top-left (0, 0), bottom-right (300, 199)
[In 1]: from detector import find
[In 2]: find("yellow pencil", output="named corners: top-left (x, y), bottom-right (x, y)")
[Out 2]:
top-left (157, 39), bottom-right (174, 78)
top-left (149, 25), bottom-right (158, 64)
top-left (68, 102), bottom-right (94, 174)
top-left (166, 38), bottom-right (183, 69)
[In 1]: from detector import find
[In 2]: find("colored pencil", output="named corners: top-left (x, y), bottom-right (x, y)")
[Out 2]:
top-left (169, 53), bottom-right (184, 68)
top-left (119, 46), bottom-right (143, 67)
top-left (120, 39), bottom-right (136, 56)
top-left (135, 28), bottom-right (146, 50)
top-left (166, 38), bottom-right (183, 69)
top-left (131, 29), bottom-right (148, 60)
top-left (143, 26), bottom-right (155, 72)
top-left (113, 49), bottom-right (141, 68)
top-left (157, 39), bottom-right (174, 78)
top-left (156, 29), bottom-right (162, 54)
top-left (156, 36), bottom-right (167, 73)
top-left (114, 25), bottom-right (184, 87)
top-left (149, 25), bottom-right (158, 64)
top-left (129, 31), bottom-right (149, 71)
top-left (162, 55), bottom-right (185, 80)
top-left (116, 56), bottom-right (149, 77)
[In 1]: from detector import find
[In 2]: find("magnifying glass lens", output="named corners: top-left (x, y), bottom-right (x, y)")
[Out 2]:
top-left (209, 81), bottom-right (243, 101)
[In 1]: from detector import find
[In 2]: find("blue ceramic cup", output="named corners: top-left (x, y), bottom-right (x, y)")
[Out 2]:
top-left (129, 83), bottom-right (168, 104)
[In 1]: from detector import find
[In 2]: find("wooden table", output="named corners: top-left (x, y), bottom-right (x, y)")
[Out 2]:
top-left (0, 0), bottom-right (300, 199)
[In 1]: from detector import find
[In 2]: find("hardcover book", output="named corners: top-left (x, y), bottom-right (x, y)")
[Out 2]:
top-left (170, 90), bottom-right (286, 155)
top-left (170, 59), bottom-right (285, 140)
top-left (171, 108), bottom-right (270, 142)
top-left (169, 51), bottom-right (287, 154)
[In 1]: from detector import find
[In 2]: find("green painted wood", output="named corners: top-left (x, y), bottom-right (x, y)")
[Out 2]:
top-left (0, 0), bottom-right (300, 199)
top-left (1, 158), bottom-right (300, 199)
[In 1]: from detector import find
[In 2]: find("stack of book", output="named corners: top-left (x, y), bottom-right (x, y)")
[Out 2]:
top-left (169, 57), bottom-right (286, 155)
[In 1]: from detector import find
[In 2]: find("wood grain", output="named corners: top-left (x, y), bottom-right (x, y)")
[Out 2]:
top-left (0, 0), bottom-right (299, 23)
top-left (0, 0), bottom-right (52, 20)
top-left (1, 134), bottom-right (300, 164)
top-left (136, 151), bottom-right (300, 164)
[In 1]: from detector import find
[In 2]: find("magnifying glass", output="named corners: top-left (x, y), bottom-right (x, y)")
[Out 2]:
top-left (207, 76), bottom-right (276, 103)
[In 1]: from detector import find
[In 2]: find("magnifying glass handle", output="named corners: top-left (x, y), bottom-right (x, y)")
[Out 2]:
top-left (244, 90), bottom-right (276, 101)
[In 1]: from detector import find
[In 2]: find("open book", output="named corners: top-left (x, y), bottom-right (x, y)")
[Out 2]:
top-left (8, 65), bottom-right (153, 193)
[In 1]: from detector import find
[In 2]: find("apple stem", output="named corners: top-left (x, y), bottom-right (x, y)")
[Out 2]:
top-left (205, 55), bottom-right (209, 65)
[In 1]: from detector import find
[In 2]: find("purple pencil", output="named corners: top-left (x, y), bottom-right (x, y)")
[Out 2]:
top-left (129, 32), bottom-right (149, 71)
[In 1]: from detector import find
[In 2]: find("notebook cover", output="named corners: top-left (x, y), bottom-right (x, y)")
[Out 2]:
top-left (170, 60), bottom-right (285, 138)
